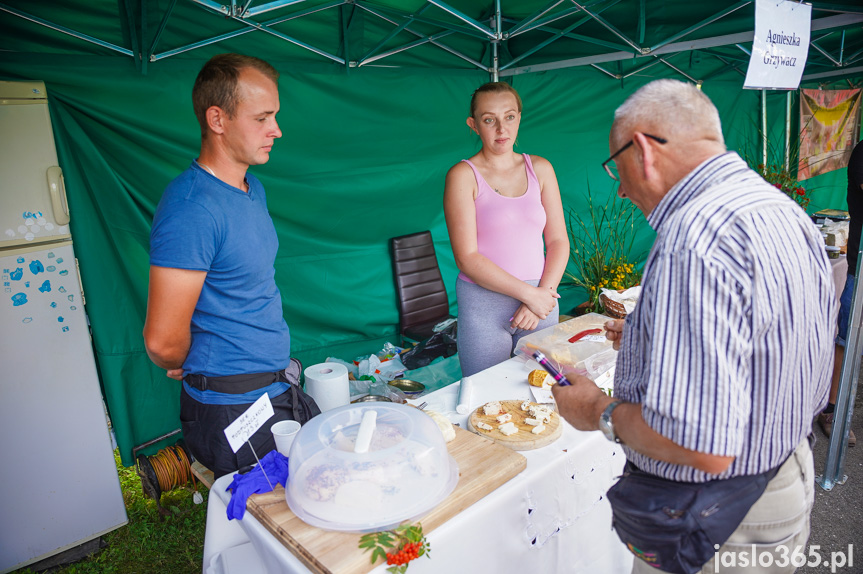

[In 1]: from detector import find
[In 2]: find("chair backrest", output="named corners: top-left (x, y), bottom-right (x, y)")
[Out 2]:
top-left (390, 231), bottom-right (450, 335)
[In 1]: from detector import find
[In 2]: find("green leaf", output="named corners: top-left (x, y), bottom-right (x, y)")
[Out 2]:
top-left (358, 537), bottom-right (377, 550)
top-left (377, 532), bottom-right (396, 547)
top-left (371, 547), bottom-right (387, 564)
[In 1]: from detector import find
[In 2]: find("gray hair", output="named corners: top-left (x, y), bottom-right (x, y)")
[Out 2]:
top-left (612, 79), bottom-right (725, 149)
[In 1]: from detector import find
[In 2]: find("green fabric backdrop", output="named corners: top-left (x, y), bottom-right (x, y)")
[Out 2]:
top-left (0, 52), bottom-right (857, 465)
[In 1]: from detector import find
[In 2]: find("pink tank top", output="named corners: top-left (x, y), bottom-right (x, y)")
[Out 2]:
top-left (458, 154), bottom-right (547, 283)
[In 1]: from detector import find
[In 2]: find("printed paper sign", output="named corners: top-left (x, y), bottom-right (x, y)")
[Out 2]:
top-left (744, 0), bottom-right (811, 90)
top-left (530, 385), bottom-right (555, 404)
top-left (224, 393), bottom-right (274, 453)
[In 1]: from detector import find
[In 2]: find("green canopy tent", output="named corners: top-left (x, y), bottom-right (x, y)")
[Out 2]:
top-left (1, 0), bottom-right (861, 465)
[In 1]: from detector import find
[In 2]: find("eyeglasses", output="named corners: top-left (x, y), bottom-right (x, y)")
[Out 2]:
top-left (602, 134), bottom-right (668, 181)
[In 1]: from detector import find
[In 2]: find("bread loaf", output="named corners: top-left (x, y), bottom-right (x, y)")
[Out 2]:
top-left (528, 369), bottom-right (553, 388)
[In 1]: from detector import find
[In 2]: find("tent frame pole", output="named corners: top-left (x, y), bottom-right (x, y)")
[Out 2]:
top-left (761, 89), bottom-right (767, 169)
top-left (569, 0), bottom-right (643, 54)
top-left (492, 0), bottom-right (501, 80)
top-left (355, 3), bottom-right (485, 70)
top-left (500, 13), bottom-right (863, 77)
top-left (502, 11), bottom-right (632, 55)
top-left (817, 251), bottom-right (863, 490)
top-left (649, 1), bottom-right (751, 53)
top-left (785, 91), bottom-right (791, 172)
top-left (0, 3), bottom-right (133, 56)
top-left (507, 0), bottom-right (566, 38)
top-left (425, 0), bottom-right (495, 39)
top-left (357, 4), bottom-right (431, 65)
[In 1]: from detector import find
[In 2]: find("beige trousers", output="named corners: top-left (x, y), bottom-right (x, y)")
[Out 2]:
top-left (632, 439), bottom-right (814, 574)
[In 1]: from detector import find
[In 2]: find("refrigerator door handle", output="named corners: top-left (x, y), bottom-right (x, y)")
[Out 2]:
top-left (47, 165), bottom-right (70, 225)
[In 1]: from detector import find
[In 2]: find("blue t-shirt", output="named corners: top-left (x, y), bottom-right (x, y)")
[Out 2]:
top-left (149, 162), bottom-right (291, 377)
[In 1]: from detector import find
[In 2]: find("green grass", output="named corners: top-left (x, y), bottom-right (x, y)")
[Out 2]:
top-left (14, 451), bottom-right (208, 574)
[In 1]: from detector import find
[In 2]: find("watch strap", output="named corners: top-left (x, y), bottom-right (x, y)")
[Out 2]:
top-left (600, 400), bottom-right (623, 444)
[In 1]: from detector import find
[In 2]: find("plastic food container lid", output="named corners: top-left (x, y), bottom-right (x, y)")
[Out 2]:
top-left (285, 402), bottom-right (458, 532)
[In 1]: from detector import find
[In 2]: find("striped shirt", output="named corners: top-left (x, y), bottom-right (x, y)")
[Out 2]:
top-left (615, 152), bottom-right (837, 482)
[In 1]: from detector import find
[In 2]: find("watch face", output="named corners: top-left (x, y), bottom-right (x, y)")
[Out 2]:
top-left (600, 402), bottom-right (620, 443)
top-left (600, 419), bottom-right (615, 442)
top-left (599, 425), bottom-right (614, 442)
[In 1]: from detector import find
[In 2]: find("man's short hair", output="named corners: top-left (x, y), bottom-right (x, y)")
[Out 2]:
top-left (192, 53), bottom-right (279, 138)
top-left (612, 79), bottom-right (725, 149)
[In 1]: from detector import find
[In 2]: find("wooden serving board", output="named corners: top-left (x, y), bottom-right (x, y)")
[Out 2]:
top-left (245, 425), bottom-right (526, 574)
top-left (467, 400), bottom-right (562, 451)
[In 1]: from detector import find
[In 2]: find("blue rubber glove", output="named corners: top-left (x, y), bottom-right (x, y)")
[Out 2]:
top-left (225, 450), bottom-right (290, 520)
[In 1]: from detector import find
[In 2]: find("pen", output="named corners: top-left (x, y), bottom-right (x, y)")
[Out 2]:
top-left (533, 351), bottom-right (571, 386)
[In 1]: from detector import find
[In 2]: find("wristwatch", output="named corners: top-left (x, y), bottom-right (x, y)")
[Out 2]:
top-left (599, 400), bottom-right (624, 444)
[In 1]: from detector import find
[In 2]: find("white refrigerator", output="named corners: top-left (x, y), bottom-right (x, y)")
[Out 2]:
top-left (0, 81), bottom-right (127, 573)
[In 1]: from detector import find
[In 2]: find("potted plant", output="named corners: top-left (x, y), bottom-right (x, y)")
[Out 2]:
top-left (752, 160), bottom-right (811, 210)
top-left (564, 187), bottom-right (644, 315)
top-left (739, 124), bottom-right (814, 211)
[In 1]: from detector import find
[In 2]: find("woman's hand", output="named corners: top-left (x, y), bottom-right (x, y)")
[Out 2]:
top-left (522, 285), bottom-right (560, 319)
top-left (510, 304), bottom-right (540, 331)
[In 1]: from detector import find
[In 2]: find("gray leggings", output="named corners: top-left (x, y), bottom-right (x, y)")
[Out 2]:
top-left (456, 277), bottom-right (559, 377)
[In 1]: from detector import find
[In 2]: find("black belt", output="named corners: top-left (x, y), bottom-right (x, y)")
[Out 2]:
top-left (185, 370), bottom-right (286, 394)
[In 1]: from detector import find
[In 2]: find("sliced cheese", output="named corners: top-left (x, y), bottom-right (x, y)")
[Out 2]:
top-left (425, 410), bottom-right (456, 442)
top-left (527, 404), bottom-right (553, 423)
top-left (524, 417), bottom-right (542, 426)
top-left (483, 401), bottom-right (503, 416)
top-left (475, 421), bottom-right (493, 431)
top-left (499, 422), bottom-right (518, 436)
top-left (531, 424), bottom-right (546, 435)
top-left (496, 413), bottom-right (512, 424)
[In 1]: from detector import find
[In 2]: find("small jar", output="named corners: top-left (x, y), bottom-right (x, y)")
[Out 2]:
top-left (825, 246), bottom-right (841, 260)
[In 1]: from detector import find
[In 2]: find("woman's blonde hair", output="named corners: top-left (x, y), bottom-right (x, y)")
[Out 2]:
top-left (469, 82), bottom-right (522, 118)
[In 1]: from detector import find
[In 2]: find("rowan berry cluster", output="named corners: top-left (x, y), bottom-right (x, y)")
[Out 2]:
top-left (386, 542), bottom-right (422, 566)
top-left (359, 522), bottom-right (430, 573)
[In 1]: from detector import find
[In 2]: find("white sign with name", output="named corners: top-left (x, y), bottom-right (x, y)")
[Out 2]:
top-left (223, 392), bottom-right (275, 453)
top-left (744, 0), bottom-right (811, 90)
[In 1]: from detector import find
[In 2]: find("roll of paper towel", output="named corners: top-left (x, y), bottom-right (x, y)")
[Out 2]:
top-left (456, 376), bottom-right (473, 415)
top-left (304, 362), bottom-right (350, 412)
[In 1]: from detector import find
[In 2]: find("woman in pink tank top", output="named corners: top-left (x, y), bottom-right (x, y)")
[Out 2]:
top-left (444, 82), bottom-right (570, 376)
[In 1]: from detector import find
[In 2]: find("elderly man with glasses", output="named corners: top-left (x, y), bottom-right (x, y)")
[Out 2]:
top-left (552, 79), bottom-right (836, 574)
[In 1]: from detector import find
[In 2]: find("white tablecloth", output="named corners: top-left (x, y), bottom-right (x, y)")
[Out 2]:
top-left (203, 354), bottom-right (632, 574)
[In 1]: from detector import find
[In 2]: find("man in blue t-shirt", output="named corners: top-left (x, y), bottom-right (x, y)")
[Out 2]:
top-left (144, 53), bottom-right (319, 478)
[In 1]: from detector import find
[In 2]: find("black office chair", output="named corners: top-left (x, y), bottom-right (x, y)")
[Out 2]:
top-left (390, 231), bottom-right (455, 345)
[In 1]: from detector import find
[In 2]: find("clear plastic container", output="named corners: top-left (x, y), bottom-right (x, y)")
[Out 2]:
top-left (515, 313), bottom-right (615, 375)
top-left (284, 402), bottom-right (458, 532)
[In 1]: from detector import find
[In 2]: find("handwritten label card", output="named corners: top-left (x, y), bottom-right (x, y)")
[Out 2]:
top-left (744, 0), bottom-right (811, 90)
top-left (224, 393), bottom-right (274, 453)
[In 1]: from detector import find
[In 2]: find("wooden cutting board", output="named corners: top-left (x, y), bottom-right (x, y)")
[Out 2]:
top-left (467, 400), bottom-right (562, 451)
top-left (245, 425), bottom-right (526, 574)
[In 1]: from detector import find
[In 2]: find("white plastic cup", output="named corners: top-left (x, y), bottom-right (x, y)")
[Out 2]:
top-left (271, 420), bottom-right (301, 456)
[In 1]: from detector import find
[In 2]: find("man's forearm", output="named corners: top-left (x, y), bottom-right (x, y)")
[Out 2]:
top-left (552, 375), bottom-right (734, 476)
top-left (612, 403), bottom-right (734, 475)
